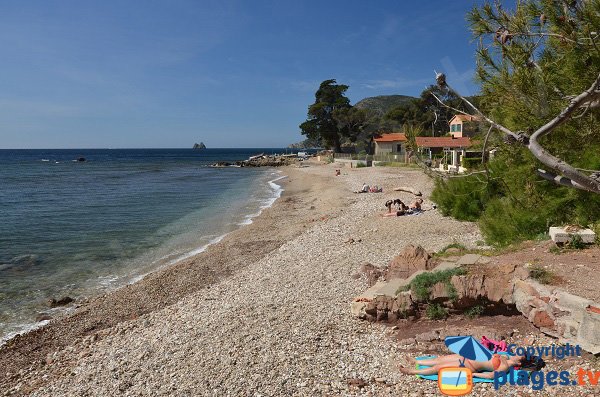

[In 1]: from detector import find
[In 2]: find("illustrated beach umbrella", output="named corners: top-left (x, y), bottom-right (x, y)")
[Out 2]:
top-left (445, 336), bottom-right (494, 386)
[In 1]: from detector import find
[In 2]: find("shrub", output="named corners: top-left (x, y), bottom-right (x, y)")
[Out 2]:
top-left (406, 267), bottom-right (466, 301)
top-left (461, 157), bottom-right (483, 169)
top-left (529, 265), bottom-right (555, 285)
top-left (568, 234), bottom-right (585, 250)
top-left (355, 162), bottom-right (367, 168)
top-left (431, 175), bottom-right (495, 222)
top-left (426, 304), bottom-right (449, 320)
top-left (438, 242), bottom-right (467, 254)
top-left (432, 148), bottom-right (600, 247)
top-left (465, 305), bottom-right (485, 319)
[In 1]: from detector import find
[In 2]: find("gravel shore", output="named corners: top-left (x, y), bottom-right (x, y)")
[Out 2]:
top-left (8, 161), bottom-right (561, 396)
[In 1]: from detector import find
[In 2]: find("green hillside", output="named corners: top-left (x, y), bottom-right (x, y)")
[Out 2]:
top-left (354, 95), bottom-right (416, 115)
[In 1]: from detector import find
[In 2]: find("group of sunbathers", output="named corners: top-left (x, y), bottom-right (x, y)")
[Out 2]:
top-left (355, 183), bottom-right (383, 193)
top-left (383, 198), bottom-right (423, 217)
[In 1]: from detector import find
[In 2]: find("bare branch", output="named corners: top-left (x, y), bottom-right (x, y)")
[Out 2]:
top-left (481, 125), bottom-right (494, 165)
top-left (430, 74), bottom-right (523, 141)
top-left (536, 169), bottom-right (589, 190)
top-left (528, 73), bottom-right (600, 193)
top-left (531, 72), bottom-right (600, 140)
top-left (432, 72), bottom-right (600, 194)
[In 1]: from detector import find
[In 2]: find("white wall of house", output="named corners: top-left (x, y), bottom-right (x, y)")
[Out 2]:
top-left (374, 142), bottom-right (405, 155)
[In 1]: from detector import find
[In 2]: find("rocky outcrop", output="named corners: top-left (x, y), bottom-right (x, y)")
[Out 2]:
top-left (47, 297), bottom-right (74, 308)
top-left (356, 263), bottom-right (383, 287)
top-left (384, 245), bottom-right (434, 279)
top-left (352, 248), bottom-right (600, 354)
top-left (363, 291), bottom-right (414, 322)
top-left (512, 280), bottom-right (600, 354)
top-left (211, 157), bottom-right (297, 168)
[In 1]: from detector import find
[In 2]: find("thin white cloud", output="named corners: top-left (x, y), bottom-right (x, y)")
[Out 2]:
top-left (440, 56), bottom-right (475, 96)
top-left (362, 77), bottom-right (430, 90)
top-left (290, 80), bottom-right (321, 92)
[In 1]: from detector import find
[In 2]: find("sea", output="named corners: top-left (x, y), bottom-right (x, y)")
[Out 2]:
top-left (0, 148), bottom-right (308, 344)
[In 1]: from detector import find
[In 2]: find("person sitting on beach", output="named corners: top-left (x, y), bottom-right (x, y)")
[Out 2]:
top-left (385, 200), bottom-right (394, 213)
top-left (398, 353), bottom-right (527, 379)
top-left (393, 199), bottom-right (408, 211)
top-left (410, 198), bottom-right (424, 211)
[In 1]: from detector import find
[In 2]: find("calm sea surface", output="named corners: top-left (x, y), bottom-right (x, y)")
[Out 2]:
top-left (0, 148), bottom-right (298, 342)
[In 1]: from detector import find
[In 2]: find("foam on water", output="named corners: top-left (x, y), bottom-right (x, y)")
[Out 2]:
top-left (0, 149), bottom-right (300, 345)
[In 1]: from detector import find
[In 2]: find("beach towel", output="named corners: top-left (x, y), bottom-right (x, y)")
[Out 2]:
top-left (415, 354), bottom-right (530, 383)
top-left (480, 336), bottom-right (507, 353)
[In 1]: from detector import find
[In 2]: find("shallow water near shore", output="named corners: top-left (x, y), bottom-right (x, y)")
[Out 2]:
top-left (0, 148), bottom-right (288, 343)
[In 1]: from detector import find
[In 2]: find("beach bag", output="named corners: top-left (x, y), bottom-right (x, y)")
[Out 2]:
top-left (480, 336), bottom-right (507, 353)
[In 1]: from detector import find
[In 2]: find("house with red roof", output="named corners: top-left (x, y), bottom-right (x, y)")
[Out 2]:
top-left (373, 131), bottom-right (479, 172)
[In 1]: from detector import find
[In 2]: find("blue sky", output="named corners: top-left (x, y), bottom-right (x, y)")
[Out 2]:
top-left (0, 0), bottom-right (484, 148)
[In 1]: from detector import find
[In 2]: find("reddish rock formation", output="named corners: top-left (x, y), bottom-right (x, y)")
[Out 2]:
top-left (384, 245), bottom-right (434, 279)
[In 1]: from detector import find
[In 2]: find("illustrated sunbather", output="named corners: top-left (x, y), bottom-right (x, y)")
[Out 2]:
top-left (398, 353), bottom-right (527, 379)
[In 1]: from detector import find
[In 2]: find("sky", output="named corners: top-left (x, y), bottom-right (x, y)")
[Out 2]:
top-left (0, 0), bottom-right (485, 149)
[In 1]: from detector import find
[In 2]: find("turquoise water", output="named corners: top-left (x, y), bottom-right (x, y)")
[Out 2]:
top-left (0, 148), bottom-right (291, 342)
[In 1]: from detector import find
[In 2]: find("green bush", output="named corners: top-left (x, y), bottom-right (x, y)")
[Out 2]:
top-left (355, 162), bottom-right (367, 168)
top-left (426, 304), bottom-right (449, 320)
top-left (461, 157), bottom-right (483, 169)
top-left (431, 176), bottom-right (493, 221)
top-left (438, 242), bottom-right (467, 254)
top-left (405, 268), bottom-right (466, 301)
top-left (431, 149), bottom-right (600, 246)
top-left (568, 234), bottom-right (585, 250)
top-left (464, 305), bottom-right (485, 319)
top-left (529, 265), bottom-right (555, 285)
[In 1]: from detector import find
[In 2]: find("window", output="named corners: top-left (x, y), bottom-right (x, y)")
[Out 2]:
top-left (450, 124), bottom-right (456, 132)
top-left (396, 144), bottom-right (403, 153)
top-left (456, 124), bottom-right (462, 132)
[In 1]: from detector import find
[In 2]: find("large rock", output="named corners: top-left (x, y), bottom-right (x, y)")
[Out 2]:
top-left (47, 296), bottom-right (74, 308)
top-left (385, 245), bottom-right (434, 279)
top-left (364, 291), bottom-right (414, 322)
top-left (358, 263), bottom-right (383, 287)
top-left (577, 309), bottom-right (600, 354)
top-left (451, 274), bottom-right (486, 303)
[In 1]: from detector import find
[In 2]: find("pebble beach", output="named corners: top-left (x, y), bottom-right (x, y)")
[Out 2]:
top-left (2, 161), bottom-right (497, 396)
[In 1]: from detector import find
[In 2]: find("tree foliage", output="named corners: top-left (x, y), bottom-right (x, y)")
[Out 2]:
top-left (432, 0), bottom-right (600, 245)
top-left (299, 79), bottom-right (352, 152)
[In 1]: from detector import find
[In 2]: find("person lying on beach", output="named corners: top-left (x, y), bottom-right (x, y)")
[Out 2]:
top-left (382, 210), bottom-right (405, 217)
top-left (354, 183), bottom-right (369, 193)
top-left (398, 353), bottom-right (526, 379)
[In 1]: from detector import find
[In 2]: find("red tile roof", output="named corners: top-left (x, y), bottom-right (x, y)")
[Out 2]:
top-left (374, 133), bottom-right (474, 148)
top-left (373, 133), bottom-right (407, 142)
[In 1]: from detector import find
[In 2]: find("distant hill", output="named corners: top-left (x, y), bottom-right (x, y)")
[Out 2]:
top-left (354, 95), bottom-right (416, 115)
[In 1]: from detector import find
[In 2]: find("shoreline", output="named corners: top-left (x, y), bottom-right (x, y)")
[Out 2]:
top-left (0, 163), bottom-right (350, 394)
top-left (0, 169), bottom-right (286, 347)
top-left (2, 161), bottom-right (485, 396)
